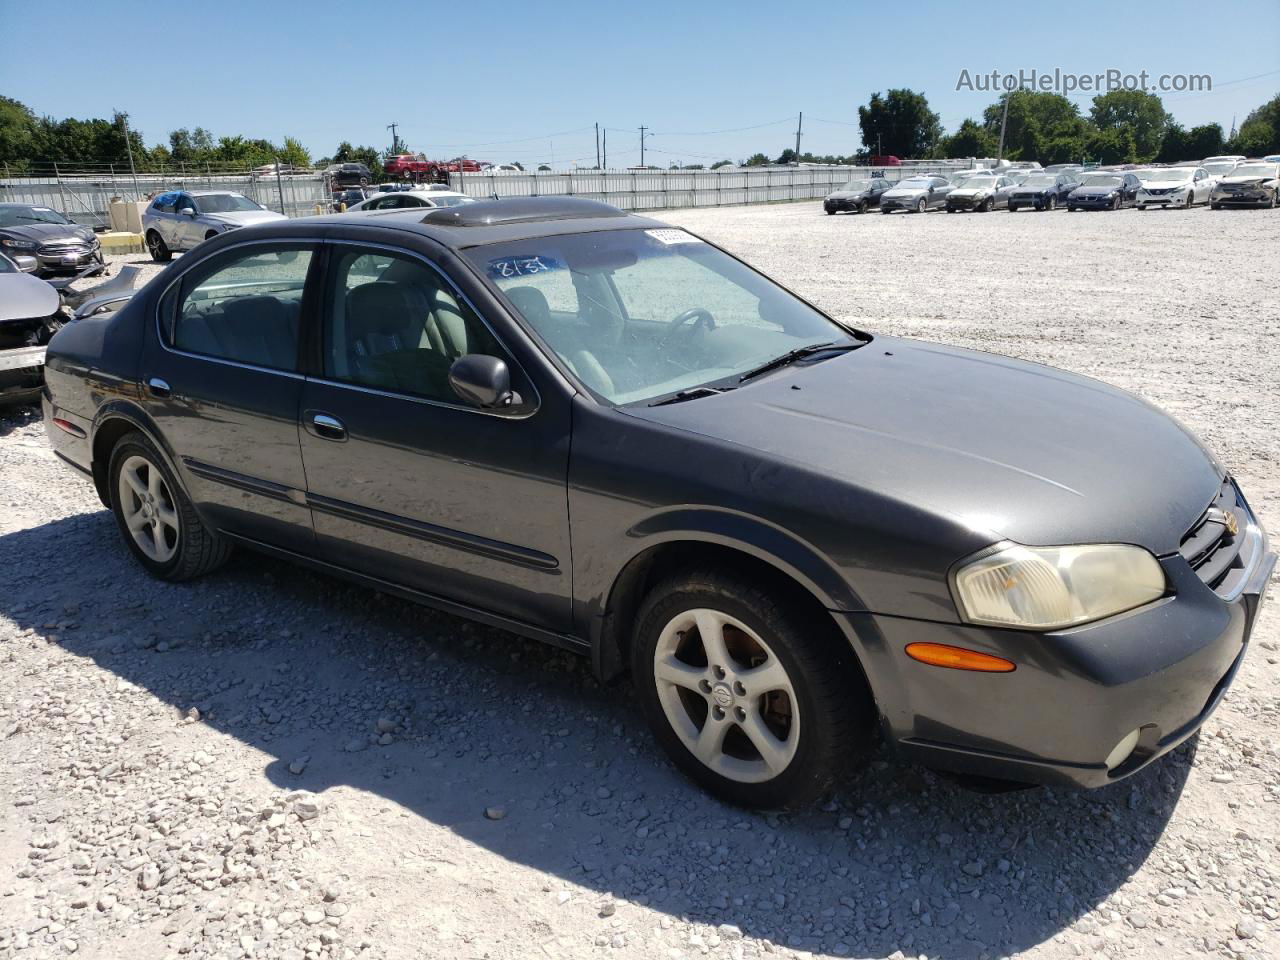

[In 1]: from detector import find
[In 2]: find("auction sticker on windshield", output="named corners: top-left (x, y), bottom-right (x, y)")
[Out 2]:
top-left (645, 229), bottom-right (704, 246)
top-left (487, 255), bottom-right (563, 279)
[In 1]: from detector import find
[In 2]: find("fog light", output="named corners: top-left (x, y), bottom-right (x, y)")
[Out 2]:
top-left (1105, 728), bottom-right (1142, 770)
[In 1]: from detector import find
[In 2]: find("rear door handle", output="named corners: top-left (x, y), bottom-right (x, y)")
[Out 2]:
top-left (146, 377), bottom-right (171, 398)
top-left (307, 411), bottom-right (347, 442)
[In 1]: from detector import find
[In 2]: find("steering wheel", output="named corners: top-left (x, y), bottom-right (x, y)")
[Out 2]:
top-left (663, 307), bottom-right (716, 347)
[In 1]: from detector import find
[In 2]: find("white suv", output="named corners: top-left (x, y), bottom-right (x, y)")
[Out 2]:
top-left (142, 191), bottom-right (286, 262)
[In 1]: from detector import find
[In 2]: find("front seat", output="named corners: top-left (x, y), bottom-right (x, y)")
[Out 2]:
top-left (504, 285), bottom-right (615, 396)
top-left (345, 281), bottom-right (448, 395)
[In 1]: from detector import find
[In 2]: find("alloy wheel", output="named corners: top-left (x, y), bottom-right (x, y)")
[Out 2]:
top-left (117, 455), bottom-right (180, 563)
top-left (652, 608), bottom-right (800, 784)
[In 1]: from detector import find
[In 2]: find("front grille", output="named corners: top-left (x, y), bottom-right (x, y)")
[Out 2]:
top-left (1179, 478), bottom-right (1257, 597)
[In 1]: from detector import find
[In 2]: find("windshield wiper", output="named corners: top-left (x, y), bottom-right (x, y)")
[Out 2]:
top-left (648, 386), bottom-right (735, 407)
top-left (738, 341), bottom-right (860, 383)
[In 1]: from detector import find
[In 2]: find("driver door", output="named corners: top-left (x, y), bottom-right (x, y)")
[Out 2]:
top-left (297, 241), bottom-right (574, 633)
top-left (174, 194), bottom-right (202, 250)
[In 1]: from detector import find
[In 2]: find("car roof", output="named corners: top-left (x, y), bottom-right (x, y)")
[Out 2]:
top-left (302, 197), bottom-right (667, 249)
top-left (183, 189), bottom-right (249, 197)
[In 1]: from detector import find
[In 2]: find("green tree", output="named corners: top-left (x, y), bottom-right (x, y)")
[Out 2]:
top-left (1084, 127), bottom-right (1137, 165)
top-left (858, 89), bottom-right (942, 158)
top-left (1184, 123), bottom-right (1225, 159)
top-left (279, 136), bottom-right (311, 169)
top-left (0, 96), bottom-right (45, 172)
top-left (1089, 90), bottom-right (1170, 161)
top-left (743, 153), bottom-right (770, 166)
top-left (942, 118), bottom-right (997, 159)
top-left (710, 159), bottom-right (733, 169)
top-left (981, 91), bottom-right (1082, 160)
top-left (1156, 123), bottom-right (1190, 163)
top-left (774, 147), bottom-right (798, 164)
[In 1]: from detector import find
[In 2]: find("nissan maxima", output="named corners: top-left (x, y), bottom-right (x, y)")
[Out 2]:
top-left (41, 198), bottom-right (1274, 808)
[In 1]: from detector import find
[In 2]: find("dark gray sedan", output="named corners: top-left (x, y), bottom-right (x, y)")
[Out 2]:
top-left (0, 203), bottom-right (104, 277)
top-left (41, 198), bottom-right (1274, 808)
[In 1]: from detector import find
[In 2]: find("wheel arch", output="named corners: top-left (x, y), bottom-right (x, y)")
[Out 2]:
top-left (90, 401), bottom-right (186, 509)
top-left (589, 521), bottom-right (868, 687)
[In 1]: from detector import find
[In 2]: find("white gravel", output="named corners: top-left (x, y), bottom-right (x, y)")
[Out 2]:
top-left (2, 204), bottom-right (1278, 960)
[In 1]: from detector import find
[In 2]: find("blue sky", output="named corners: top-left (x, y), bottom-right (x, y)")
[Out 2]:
top-left (2, 0), bottom-right (1276, 166)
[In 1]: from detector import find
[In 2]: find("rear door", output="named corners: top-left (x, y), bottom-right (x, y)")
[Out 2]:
top-left (296, 240), bottom-right (573, 632)
top-left (141, 239), bottom-right (320, 549)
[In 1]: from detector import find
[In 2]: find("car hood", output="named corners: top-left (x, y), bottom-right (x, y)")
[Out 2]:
top-left (624, 336), bottom-right (1221, 554)
top-left (0, 273), bottom-right (60, 322)
top-left (1140, 178), bottom-right (1190, 189)
top-left (882, 187), bottom-right (928, 198)
top-left (0, 222), bottom-right (96, 244)
top-left (950, 186), bottom-right (994, 197)
top-left (1219, 174), bottom-right (1277, 185)
top-left (1070, 186), bottom-right (1118, 196)
top-left (1012, 185), bottom-right (1053, 193)
top-left (204, 210), bottom-right (288, 226)
top-left (825, 190), bottom-right (868, 201)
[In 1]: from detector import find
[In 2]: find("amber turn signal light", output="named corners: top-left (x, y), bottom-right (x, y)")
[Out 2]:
top-left (905, 642), bottom-right (1015, 673)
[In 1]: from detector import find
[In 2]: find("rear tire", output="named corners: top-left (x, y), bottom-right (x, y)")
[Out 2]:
top-left (632, 570), bottom-right (873, 809)
top-left (146, 231), bottom-right (171, 263)
top-left (108, 431), bottom-right (231, 581)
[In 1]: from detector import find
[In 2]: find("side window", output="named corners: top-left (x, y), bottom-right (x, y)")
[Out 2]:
top-left (169, 244), bottom-right (313, 370)
top-left (324, 247), bottom-right (506, 404)
top-left (153, 192), bottom-right (177, 213)
top-left (176, 194), bottom-right (195, 213)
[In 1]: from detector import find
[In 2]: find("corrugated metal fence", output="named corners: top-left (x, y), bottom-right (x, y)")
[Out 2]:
top-left (448, 164), bottom-right (969, 211)
top-left (1, 162), bottom-right (975, 228)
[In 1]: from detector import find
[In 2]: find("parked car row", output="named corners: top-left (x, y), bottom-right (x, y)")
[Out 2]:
top-left (824, 157), bottom-right (1280, 216)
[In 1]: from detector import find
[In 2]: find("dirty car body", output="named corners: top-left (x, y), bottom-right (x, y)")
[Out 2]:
top-left (40, 198), bottom-right (1274, 804)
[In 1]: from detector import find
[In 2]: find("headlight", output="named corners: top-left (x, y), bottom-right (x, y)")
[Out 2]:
top-left (0, 237), bottom-right (37, 250)
top-left (951, 542), bottom-right (1166, 631)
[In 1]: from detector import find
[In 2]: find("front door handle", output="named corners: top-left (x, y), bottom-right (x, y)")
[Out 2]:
top-left (307, 411), bottom-right (347, 442)
top-left (146, 377), bottom-right (171, 398)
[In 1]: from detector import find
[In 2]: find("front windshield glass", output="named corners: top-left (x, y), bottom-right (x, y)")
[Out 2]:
top-left (954, 175), bottom-right (996, 188)
top-left (1201, 161), bottom-right (1237, 176)
top-left (195, 194), bottom-right (263, 213)
top-left (426, 195), bottom-right (476, 207)
top-left (0, 205), bottom-right (73, 227)
top-left (469, 229), bottom-right (856, 405)
top-left (895, 177), bottom-right (933, 188)
top-left (1135, 168), bottom-right (1190, 181)
top-left (839, 179), bottom-right (873, 192)
top-left (1080, 175), bottom-right (1122, 187)
top-left (1023, 176), bottom-right (1056, 187)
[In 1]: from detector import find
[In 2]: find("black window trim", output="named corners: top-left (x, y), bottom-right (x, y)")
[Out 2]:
top-left (154, 236), bottom-right (325, 379)
top-left (307, 238), bottom-right (542, 419)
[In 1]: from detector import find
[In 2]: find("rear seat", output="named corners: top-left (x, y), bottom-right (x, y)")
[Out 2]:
top-left (175, 295), bottom-right (300, 369)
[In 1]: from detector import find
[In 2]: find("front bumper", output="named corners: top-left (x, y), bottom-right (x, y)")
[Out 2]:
top-left (946, 195), bottom-right (989, 211)
top-left (0, 345), bottom-right (47, 405)
top-left (1068, 195), bottom-right (1119, 209)
top-left (823, 198), bottom-right (867, 213)
top-left (1008, 194), bottom-right (1050, 209)
top-left (842, 518), bottom-right (1274, 788)
top-left (36, 246), bottom-right (103, 274)
top-left (880, 197), bottom-right (922, 212)
top-left (1136, 192), bottom-right (1187, 208)
top-left (1212, 188), bottom-right (1273, 206)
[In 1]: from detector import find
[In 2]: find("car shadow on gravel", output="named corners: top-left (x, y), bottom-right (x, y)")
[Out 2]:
top-left (1, 510), bottom-right (1196, 960)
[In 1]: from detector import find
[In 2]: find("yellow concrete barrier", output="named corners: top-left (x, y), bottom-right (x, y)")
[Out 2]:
top-left (97, 232), bottom-right (146, 255)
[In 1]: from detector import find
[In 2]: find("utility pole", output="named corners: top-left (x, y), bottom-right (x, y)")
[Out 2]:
top-left (118, 111), bottom-right (140, 200)
top-left (603, 128), bottom-right (608, 169)
top-left (387, 122), bottom-right (401, 154)
top-left (639, 126), bottom-right (652, 168)
top-left (595, 123), bottom-right (600, 169)
top-left (794, 112), bottom-right (803, 162)
top-left (997, 95), bottom-right (1010, 161)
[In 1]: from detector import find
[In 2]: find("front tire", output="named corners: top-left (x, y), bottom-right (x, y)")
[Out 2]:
top-left (146, 230), bottom-right (171, 263)
top-left (915, 198), bottom-right (927, 214)
top-left (632, 571), bottom-right (872, 809)
top-left (108, 432), bottom-right (231, 581)
top-left (1046, 195), bottom-right (1057, 211)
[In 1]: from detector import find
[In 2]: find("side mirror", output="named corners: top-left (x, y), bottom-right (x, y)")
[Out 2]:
top-left (13, 255), bottom-right (38, 273)
top-left (179, 207), bottom-right (196, 218)
top-left (449, 354), bottom-right (522, 409)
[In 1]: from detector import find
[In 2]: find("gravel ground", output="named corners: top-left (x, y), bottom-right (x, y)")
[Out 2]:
top-left (2, 204), bottom-right (1278, 960)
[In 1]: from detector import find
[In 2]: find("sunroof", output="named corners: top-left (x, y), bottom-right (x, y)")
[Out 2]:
top-left (420, 196), bottom-right (626, 227)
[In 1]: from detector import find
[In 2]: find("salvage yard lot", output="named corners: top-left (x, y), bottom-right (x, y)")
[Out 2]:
top-left (2, 202), bottom-right (1278, 960)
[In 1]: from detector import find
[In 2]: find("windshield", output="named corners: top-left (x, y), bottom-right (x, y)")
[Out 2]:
top-left (469, 228), bottom-right (856, 405)
top-left (1200, 161), bottom-right (1237, 176)
top-left (1080, 175), bottom-right (1122, 187)
top-left (1233, 163), bottom-right (1279, 178)
top-left (195, 194), bottom-right (263, 213)
top-left (838, 179), bottom-right (874, 192)
top-left (0, 205), bottom-right (73, 227)
top-left (1135, 168), bottom-right (1190, 181)
top-left (894, 177), bottom-right (934, 188)
top-left (954, 175), bottom-right (996, 188)
top-left (1023, 176), bottom-right (1056, 187)
top-left (426, 195), bottom-right (476, 207)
